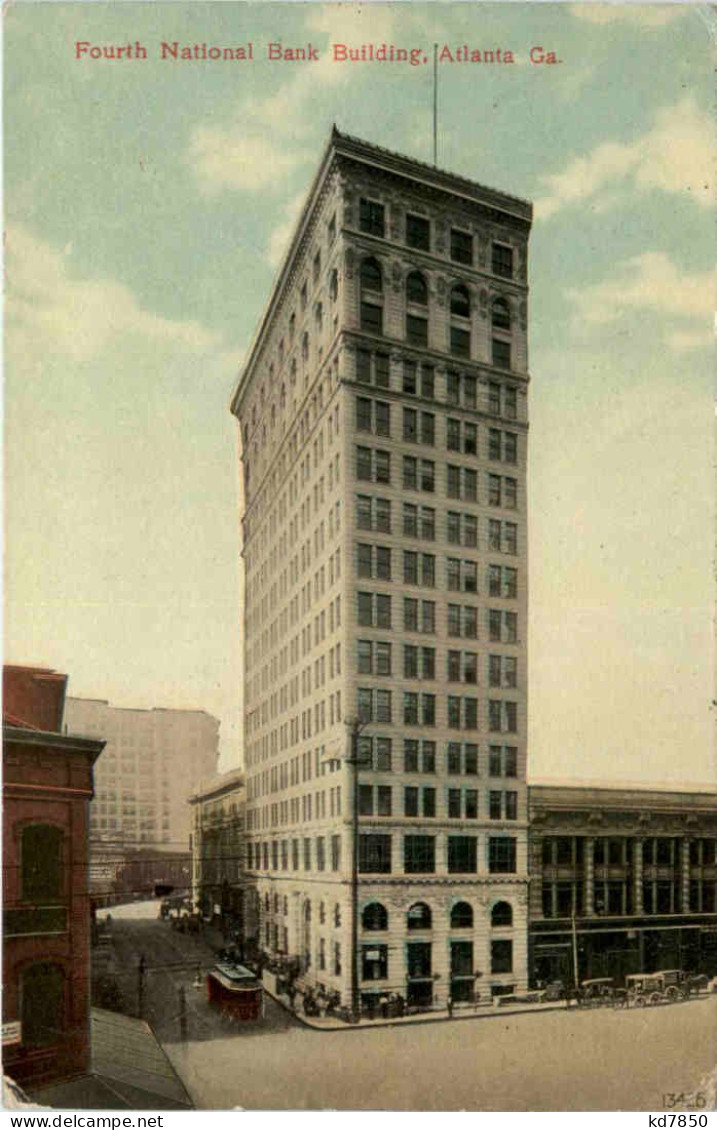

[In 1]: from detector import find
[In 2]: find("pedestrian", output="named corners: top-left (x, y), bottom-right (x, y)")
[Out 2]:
top-left (447, 995), bottom-right (454, 1018)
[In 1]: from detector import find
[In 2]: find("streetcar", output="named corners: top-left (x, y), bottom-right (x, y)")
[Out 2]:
top-left (206, 963), bottom-right (264, 1021)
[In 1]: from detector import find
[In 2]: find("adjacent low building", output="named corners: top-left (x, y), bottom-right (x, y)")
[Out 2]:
top-left (189, 769), bottom-right (246, 939)
top-left (528, 784), bottom-right (717, 987)
top-left (2, 666), bottom-right (105, 1088)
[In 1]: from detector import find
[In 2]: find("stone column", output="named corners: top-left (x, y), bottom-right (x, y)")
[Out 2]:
top-left (633, 837), bottom-right (644, 914)
top-left (682, 837), bottom-right (691, 914)
top-left (584, 837), bottom-right (595, 916)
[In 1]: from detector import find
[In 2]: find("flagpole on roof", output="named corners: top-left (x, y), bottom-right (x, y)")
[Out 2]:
top-left (433, 44), bottom-right (438, 166)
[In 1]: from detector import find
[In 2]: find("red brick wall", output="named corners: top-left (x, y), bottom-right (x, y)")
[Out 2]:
top-left (3, 737), bottom-right (95, 1087)
top-left (4, 667), bottom-right (67, 733)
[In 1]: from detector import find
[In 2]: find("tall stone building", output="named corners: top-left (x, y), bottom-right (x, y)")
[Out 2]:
top-left (231, 129), bottom-right (532, 1008)
top-left (65, 698), bottom-right (219, 894)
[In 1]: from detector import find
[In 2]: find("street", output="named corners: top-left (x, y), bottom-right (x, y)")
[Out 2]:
top-left (102, 902), bottom-right (717, 1111)
top-left (97, 900), bottom-right (296, 1044)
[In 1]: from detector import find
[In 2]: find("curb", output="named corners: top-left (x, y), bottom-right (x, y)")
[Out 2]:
top-left (263, 984), bottom-right (570, 1032)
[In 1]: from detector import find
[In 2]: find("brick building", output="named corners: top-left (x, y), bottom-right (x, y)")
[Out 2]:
top-left (2, 666), bottom-right (104, 1088)
top-left (528, 784), bottom-right (717, 987)
top-left (231, 129), bottom-right (532, 1008)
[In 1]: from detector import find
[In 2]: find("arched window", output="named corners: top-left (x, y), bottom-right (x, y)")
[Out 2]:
top-left (329, 269), bottom-right (339, 302)
top-left (491, 901), bottom-right (513, 928)
top-left (319, 901), bottom-right (326, 924)
top-left (301, 332), bottom-right (309, 362)
top-left (315, 302), bottom-right (323, 330)
top-left (492, 297), bottom-right (511, 330)
top-left (22, 963), bottom-right (64, 1047)
top-left (406, 271), bottom-right (428, 305)
top-left (304, 900), bottom-right (312, 922)
top-left (290, 359), bottom-right (297, 384)
top-left (407, 902), bottom-right (432, 930)
top-left (283, 897), bottom-right (288, 916)
top-left (289, 312), bottom-right (296, 339)
top-left (271, 404), bottom-right (276, 426)
top-left (22, 825), bottom-right (62, 902)
top-left (334, 903), bottom-right (342, 927)
top-left (450, 901), bottom-right (474, 929)
top-left (450, 284), bottom-right (470, 318)
top-left (360, 257), bottom-right (383, 294)
top-left (280, 385), bottom-right (286, 410)
top-left (362, 902), bottom-right (388, 931)
top-left (264, 892), bottom-right (271, 913)
top-left (273, 893), bottom-right (280, 914)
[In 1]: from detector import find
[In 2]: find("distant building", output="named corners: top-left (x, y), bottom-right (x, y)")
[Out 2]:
top-left (189, 769), bottom-right (245, 938)
top-left (231, 128), bottom-right (532, 1008)
top-left (528, 784), bottom-right (717, 986)
top-left (2, 666), bottom-right (104, 1088)
top-left (64, 698), bottom-right (219, 899)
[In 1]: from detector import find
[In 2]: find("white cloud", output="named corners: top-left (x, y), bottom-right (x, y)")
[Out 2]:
top-left (569, 3), bottom-right (687, 26)
top-left (266, 191), bottom-right (308, 269)
top-left (186, 3), bottom-right (403, 196)
top-left (567, 251), bottom-right (714, 351)
top-left (6, 224), bottom-right (219, 368)
top-left (535, 97), bottom-right (712, 219)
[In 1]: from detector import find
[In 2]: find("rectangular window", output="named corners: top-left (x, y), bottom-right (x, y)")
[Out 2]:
top-left (447, 419), bottom-right (461, 451)
top-left (451, 229), bottom-right (473, 265)
top-left (404, 740), bottom-right (419, 773)
top-left (358, 543), bottom-right (373, 579)
top-left (404, 786), bottom-right (419, 817)
top-left (450, 327), bottom-right (470, 358)
top-left (491, 939), bottom-right (513, 974)
top-left (403, 360), bottom-right (418, 395)
top-left (404, 835), bottom-right (435, 873)
top-left (492, 243), bottom-right (513, 279)
top-left (362, 944), bottom-right (388, 981)
top-left (448, 836), bottom-right (477, 873)
top-left (489, 837), bottom-right (517, 873)
top-left (376, 737), bottom-right (392, 771)
top-left (407, 213), bottom-right (430, 250)
top-left (404, 598), bottom-right (419, 632)
top-left (404, 456), bottom-right (418, 490)
top-left (493, 339), bottom-right (511, 370)
top-left (377, 786), bottom-right (392, 817)
top-left (406, 316), bottom-right (428, 347)
top-left (421, 413), bottom-right (435, 445)
top-left (360, 198), bottom-right (385, 237)
top-left (359, 833), bottom-right (391, 873)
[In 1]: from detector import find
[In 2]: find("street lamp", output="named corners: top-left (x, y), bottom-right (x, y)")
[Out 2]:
top-left (345, 717), bottom-right (368, 1024)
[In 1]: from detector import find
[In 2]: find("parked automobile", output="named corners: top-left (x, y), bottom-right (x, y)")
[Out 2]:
top-left (575, 978), bottom-right (622, 1008)
top-left (652, 969), bottom-right (710, 999)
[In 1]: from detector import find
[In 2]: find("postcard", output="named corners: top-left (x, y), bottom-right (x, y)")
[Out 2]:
top-left (3, 0), bottom-right (715, 1116)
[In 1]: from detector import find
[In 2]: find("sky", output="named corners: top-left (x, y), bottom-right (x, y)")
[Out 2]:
top-left (4, 1), bottom-right (715, 785)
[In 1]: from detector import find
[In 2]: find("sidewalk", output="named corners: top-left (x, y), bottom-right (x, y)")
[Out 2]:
top-left (262, 980), bottom-right (571, 1031)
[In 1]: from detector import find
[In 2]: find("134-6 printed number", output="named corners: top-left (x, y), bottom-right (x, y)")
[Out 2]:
top-left (663, 1094), bottom-right (708, 1111)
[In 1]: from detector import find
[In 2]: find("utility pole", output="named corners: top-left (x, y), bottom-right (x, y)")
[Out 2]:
top-left (137, 954), bottom-right (146, 1018)
top-left (571, 915), bottom-right (579, 992)
top-left (345, 718), bottom-right (366, 1024)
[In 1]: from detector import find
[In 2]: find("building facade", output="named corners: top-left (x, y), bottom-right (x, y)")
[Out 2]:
top-left (231, 129), bottom-right (532, 1008)
top-left (528, 785), bottom-right (717, 987)
top-left (64, 698), bottom-right (219, 897)
top-left (2, 667), bottom-right (104, 1088)
top-left (189, 769), bottom-right (246, 936)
